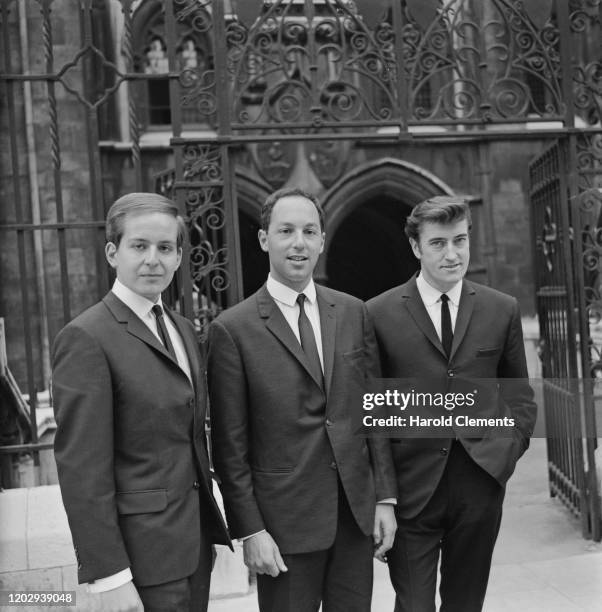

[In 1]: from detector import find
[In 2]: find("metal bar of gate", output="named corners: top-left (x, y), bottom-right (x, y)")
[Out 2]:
top-left (41, 0), bottom-right (72, 326)
top-left (571, 183), bottom-right (602, 541)
top-left (80, 0), bottom-right (109, 301)
top-left (164, 0), bottom-right (194, 318)
top-left (213, 0), bottom-right (243, 306)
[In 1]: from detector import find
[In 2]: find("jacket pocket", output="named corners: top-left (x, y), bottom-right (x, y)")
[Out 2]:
top-left (343, 347), bottom-right (366, 378)
top-left (476, 347), bottom-right (501, 357)
top-left (115, 489), bottom-right (168, 515)
top-left (251, 466), bottom-right (294, 474)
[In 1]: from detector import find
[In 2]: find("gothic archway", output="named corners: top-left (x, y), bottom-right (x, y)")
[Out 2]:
top-left (321, 158), bottom-right (455, 299)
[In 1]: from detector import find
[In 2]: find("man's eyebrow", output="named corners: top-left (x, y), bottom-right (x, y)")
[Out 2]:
top-left (427, 232), bottom-right (468, 241)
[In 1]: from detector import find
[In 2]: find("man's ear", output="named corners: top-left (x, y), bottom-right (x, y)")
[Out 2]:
top-left (409, 237), bottom-right (421, 260)
top-left (105, 242), bottom-right (117, 268)
top-left (175, 246), bottom-right (183, 269)
top-left (319, 232), bottom-right (325, 254)
top-left (258, 229), bottom-right (269, 253)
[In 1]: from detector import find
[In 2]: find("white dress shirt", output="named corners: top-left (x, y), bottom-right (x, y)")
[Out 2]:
top-left (88, 280), bottom-right (193, 593)
top-left (415, 274), bottom-right (462, 341)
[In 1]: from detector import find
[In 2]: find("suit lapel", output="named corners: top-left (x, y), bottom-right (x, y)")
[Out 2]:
top-left (450, 280), bottom-right (475, 360)
top-left (103, 292), bottom-right (186, 373)
top-left (402, 277), bottom-right (476, 361)
top-left (403, 278), bottom-right (447, 359)
top-left (257, 285), bottom-right (324, 391)
top-left (316, 286), bottom-right (336, 397)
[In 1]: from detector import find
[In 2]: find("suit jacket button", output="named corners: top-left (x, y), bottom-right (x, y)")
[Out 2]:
top-left (440, 448), bottom-right (448, 456)
top-left (193, 481), bottom-right (201, 489)
top-left (326, 419), bottom-right (333, 426)
top-left (447, 370), bottom-right (454, 377)
top-left (329, 461), bottom-right (337, 470)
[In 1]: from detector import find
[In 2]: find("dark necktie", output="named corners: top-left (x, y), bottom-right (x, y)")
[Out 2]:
top-left (296, 293), bottom-right (324, 389)
top-left (152, 304), bottom-right (177, 361)
top-left (440, 293), bottom-right (453, 358)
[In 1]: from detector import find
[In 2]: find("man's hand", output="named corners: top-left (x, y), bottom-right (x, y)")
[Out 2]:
top-left (243, 532), bottom-right (288, 577)
top-left (373, 503), bottom-right (397, 563)
top-left (97, 581), bottom-right (143, 612)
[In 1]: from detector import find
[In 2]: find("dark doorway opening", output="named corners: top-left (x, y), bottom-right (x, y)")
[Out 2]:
top-left (239, 209), bottom-right (268, 297)
top-left (326, 195), bottom-right (418, 301)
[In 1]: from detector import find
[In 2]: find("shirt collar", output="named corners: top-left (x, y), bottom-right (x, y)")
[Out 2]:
top-left (266, 275), bottom-right (317, 307)
top-left (416, 273), bottom-right (462, 307)
top-left (111, 278), bottom-right (164, 320)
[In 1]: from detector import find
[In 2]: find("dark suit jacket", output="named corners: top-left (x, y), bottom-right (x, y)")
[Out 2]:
top-left (367, 277), bottom-right (537, 519)
top-left (52, 292), bottom-right (230, 587)
top-left (207, 284), bottom-right (397, 554)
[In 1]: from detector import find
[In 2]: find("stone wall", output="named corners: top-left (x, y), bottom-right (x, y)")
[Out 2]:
top-left (0, 486), bottom-right (249, 610)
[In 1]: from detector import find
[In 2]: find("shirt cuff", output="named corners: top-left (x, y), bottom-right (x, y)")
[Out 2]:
top-left (240, 529), bottom-right (267, 542)
top-left (87, 568), bottom-right (132, 593)
top-left (377, 498), bottom-right (397, 505)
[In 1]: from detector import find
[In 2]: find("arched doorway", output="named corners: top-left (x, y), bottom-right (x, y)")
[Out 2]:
top-left (326, 195), bottom-right (417, 300)
top-left (322, 158), bottom-right (455, 300)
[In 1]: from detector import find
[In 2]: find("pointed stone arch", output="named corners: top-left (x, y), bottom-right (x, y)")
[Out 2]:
top-left (322, 157), bottom-right (454, 239)
top-left (319, 157), bottom-right (455, 299)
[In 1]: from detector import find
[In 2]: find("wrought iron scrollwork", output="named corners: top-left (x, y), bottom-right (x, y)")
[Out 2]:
top-left (576, 133), bottom-right (602, 193)
top-left (227, 0), bottom-right (398, 128)
top-left (124, 0), bottom-right (600, 130)
top-left (576, 188), bottom-right (602, 377)
top-left (404, 0), bottom-right (563, 122)
top-left (542, 205), bottom-right (558, 273)
top-left (183, 144), bottom-right (223, 182)
top-left (177, 144), bottom-right (231, 342)
top-left (570, 0), bottom-right (602, 127)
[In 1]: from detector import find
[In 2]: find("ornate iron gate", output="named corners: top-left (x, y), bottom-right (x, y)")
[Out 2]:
top-left (530, 138), bottom-right (601, 540)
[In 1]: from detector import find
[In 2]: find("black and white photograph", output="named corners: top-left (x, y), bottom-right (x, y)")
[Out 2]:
top-left (1, 1), bottom-right (601, 611)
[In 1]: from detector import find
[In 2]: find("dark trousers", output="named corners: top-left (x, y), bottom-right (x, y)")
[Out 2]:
top-left (257, 484), bottom-right (374, 612)
top-left (137, 526), bottom-right (212, 612)
top-left (388, 441), bottom-right (505, 612)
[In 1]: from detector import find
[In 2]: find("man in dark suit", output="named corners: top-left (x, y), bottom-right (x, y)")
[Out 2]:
top-left (207, 187), bottom-right (397, 612)
top-left (52, 193), bottom-right (231, 612)
top-left (367, 196), bottom-right (537, 612)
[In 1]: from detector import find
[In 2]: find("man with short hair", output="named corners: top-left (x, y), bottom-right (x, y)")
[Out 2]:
top-left (367, 196), bottom-right (537, 612)
top-left (207, 187), bottom-right (397, 612)
top-left (52, 193), bottom-right (231, 612)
